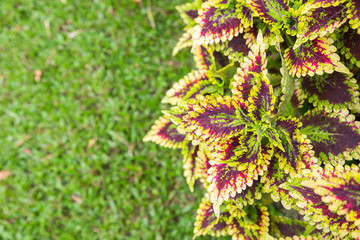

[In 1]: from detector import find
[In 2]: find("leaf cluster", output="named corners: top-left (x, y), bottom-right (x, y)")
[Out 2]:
top-left (145, 0), bottom-right (360, 239)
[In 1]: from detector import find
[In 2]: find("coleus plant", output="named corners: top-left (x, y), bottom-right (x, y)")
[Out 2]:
top-left (144, 0), bottom-right (360, 239)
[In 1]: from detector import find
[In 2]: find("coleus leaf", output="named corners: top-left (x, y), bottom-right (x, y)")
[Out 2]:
top-left (193, 45), bottom-right (214, 70)
top-left (213, 33), bottom-right (251, 62)
top-left (176, 2), bottom-right (199, 26)
top-left (247, 73), bottom-right (275, 122)
top-left (196, 144), bottom-right (212, 188)
top-left (264, 128), bottom-right (285, 152)
top-left (193, 194), bottom-right (232, 238)
top-left (269, 215), bottom-right (322, 239)
top-left (295, 4), bottom-right (348, 48)
top-left (301, 165), bottom-right (360, 228)
top-left (299, 0), bottom-right (347, 13)
top-left (208, 133), bottom-right (272, 216)
top-left (182, 143), bottom-right (199, 192)
top-left (275, 117), bottom-right (315, 176)
top-left (301, 110), bottom-right (360, 165)
top-left (228, 205), bottom-right (270, 240)
top-left (168, 94), bottom-right (250, 146)
top-left (173, 27), bottom-right (194, 56)
top-left (250, 0), bottom-right (289, 31)
top-left (194, 1), bottom-right (249, 45)
top-left (224, 35), bottom-right (250, 62)
top-left (284, 165), bottom-right (360, 239)
top-left (298, 71), bottom-right (359, 112)
top-left (162, 70), bottom-right (217, 105)
top-left (347, 0), bottom-right (360, 34)
top-left (340, 27), bottom-right (360, 68)
top-left (235, 1), bottom-right (254, 29)
top-left (143, 115), bottom-right (186, 148)
top-left (232, 32), bottom-right (268, 105)
top-left (284, 37), bottom-right (348, 78)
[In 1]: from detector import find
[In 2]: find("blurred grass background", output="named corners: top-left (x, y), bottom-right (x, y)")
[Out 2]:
top-left (0, 0), bottom-right (211, 239)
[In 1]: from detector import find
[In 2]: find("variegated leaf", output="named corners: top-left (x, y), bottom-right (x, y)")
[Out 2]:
top-left (235, 1), bottom-right (254, 28)
top-left (182, 143), bottom-right (199, 192)
top-left (285, 37), bottom-right (348, 78)
top-left (173, 27), bottom-right (194, 56)
top-left (207, 213), bottom-right (231, 237)
top-left (247, 73), bottom-right (275, 121)
top-left (162, 70), bottom-right (216, 105)
top-left (208, 134), bottom-right (272, 216)
top-left (176, 2), bottom-right (199, 26)
top-left (301, 110), bottom-right (360, 165)
top-left (196, 145), bottom-right (212, 187)
top-left (228, 205), bottom-right (270, 240)
top-left (171, 94), bottom-right (250, 146)
top-left (193, 45), bottom-right (214, 70)
top-left (340, 27), bottom-right (360, 68)
top-left (194, 1), bottom-right (249, 45)
top-left (299, 71), bottom-right (359, 112)
top-left (347, 0), bottom-right (360, 34)
top-left (269, 215), bottom-right (322, 239)
top-left (250, 0), bottom-right (289, 30)
top-left (275, 117), bottom-right (315, 176)
top-left (284, 165), bottom-right (360, 239)
top-left (193, 194), bottom-right (231, 238)
top-left (299, 0), bottom-right (347, 14)
top-left (295, 4), bottom-right (348, 48)
top-left (143, 115), bottom-right (186, 148)
top-left (301, 165), bottom-right (360, 228)
top-left (222, 33), bottom-right (251, 62)
top-left (264, 128), bottom-right (285, 151)
top-left (232, 32), bottom-right (268, 105)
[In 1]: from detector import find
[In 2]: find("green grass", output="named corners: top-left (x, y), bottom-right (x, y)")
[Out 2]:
top-left (0, 1), bottom-right (216, 239)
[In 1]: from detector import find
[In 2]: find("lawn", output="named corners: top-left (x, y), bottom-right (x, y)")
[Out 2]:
top-left (0, 1), bottom-right (212, 239)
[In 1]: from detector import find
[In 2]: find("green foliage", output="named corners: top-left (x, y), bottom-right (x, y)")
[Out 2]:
top-left (145, 0), bottom-right (360, 239)
top-left (0, 1), bottom-right (200, 239)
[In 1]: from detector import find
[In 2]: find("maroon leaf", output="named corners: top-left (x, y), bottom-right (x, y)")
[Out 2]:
top-left (171, 94), bottom-right (250, 146)
top-left (285, 37), bottom-right (348, 78)
top-left (232, 32), bottom-right (268, 105)
top-left (275, 117), bottom-right (315, 176)
top-left (295, 4), bottom-right (348, 47)
top-left (193, 45), bottom-right (214, 70)
top-left (222, 33), bottom-right (251, 62)
top-left (250, 0), bottom-right (289, 27)
top-left (143, 115), bottom-right (186, 148)
top-left (284, 165), bottom-right (360, 238)
top-left (176, 2), bottom-right (199, 26)
top-left (208, 134), bottom-right (272, 216)
top-left (299, 71), bottom-right (359, 111)
top-left (301, 110), bottom-right (360, 165)
top-left (162, 70), bottom-right (216, 105)
top-left (194, 2), bottom-right (250, 45)
top-left (193, 195), bottom-right (231, 238)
